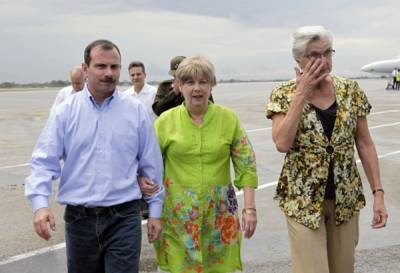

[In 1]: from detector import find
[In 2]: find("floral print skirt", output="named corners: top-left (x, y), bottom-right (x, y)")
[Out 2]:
top-left (154, 182), bottom-right (242, 273)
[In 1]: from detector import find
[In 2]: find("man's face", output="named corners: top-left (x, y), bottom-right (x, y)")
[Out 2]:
top-left (129, 66), bottom-right (146, 90)
top-left (70, 72), bottom-right (85, 92)
top-left (82, 46), bottom-right (121, 97)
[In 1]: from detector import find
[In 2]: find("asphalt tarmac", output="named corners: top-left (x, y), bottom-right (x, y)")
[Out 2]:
top-left (0, 79), bottom-right (399, 272)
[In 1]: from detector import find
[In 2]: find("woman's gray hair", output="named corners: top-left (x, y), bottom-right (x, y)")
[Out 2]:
top-left (292, 26), bottom-right (333, 63)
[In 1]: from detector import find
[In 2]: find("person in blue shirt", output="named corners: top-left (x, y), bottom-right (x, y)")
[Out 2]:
top-left (25, 39), bottom-right (164, 273)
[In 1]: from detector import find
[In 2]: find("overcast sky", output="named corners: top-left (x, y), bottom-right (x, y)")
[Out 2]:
top-left (1, 0), bottom-right (399, 83)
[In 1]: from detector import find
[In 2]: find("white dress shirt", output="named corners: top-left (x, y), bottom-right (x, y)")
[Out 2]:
top-left (125, 83), bottom-right (157, 120)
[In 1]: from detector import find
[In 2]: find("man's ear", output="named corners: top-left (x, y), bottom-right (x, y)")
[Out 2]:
top-left (81, 63), bottom-right (89, 78)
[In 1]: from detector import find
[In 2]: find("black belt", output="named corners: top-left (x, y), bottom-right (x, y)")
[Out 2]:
top-left (67, 200), bottom-right (140, 216)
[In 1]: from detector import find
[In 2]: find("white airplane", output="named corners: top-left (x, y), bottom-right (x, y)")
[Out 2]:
top-left (361, 55), bottom-right (400, 74)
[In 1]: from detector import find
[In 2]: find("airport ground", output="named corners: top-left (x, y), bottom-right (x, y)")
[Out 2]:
top-left (0, 79), bottom-right (399, 272)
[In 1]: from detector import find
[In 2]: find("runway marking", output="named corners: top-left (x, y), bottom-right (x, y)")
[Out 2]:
top-left (369, 122), bottom-right (400, 129)
top-left (375, 150), bottom-right (400, 160)
top-left (370, 109), bottom-right (400, 115)
top-left (0, 163), bottom-right (30, 170)
top-left (2, 150), bottom-right (400, 266)
top-left (0, 243), bottom-right (66, 266)
top-left (247, 127), bottom-right (272, 133)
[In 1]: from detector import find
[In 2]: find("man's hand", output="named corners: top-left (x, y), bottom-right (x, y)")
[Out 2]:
top-left (147, 218), bottom-right (162, 243)
top-left (138, 176), bottom-right (159, 196)
top-left (33, 207), bottom-right (56, 241)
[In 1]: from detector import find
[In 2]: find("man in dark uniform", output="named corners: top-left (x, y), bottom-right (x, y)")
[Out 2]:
top-left (152, 56), bottom-right (214, 116)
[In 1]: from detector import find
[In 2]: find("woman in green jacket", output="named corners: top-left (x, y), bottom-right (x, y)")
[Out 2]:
top-left (154, 56), bottom-right (258, 273)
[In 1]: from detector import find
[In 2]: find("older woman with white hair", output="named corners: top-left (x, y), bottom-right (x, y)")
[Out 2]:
top-left (265, 26), bottom-right (388, 273)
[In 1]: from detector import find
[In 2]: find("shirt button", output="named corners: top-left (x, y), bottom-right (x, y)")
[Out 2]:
top-left (326, 145), bottom-right (334, 154)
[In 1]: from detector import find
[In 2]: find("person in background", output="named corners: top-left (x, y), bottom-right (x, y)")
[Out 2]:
top-left (50, 66), bottom-right (85, 113)
top-left (125, 61), bottom-right (157, 119)
top-left (265, 26), bottom-right (388, 273)
top-left (391, 67), bottom-right (398, 90)
top-left (154, 56), bottom-right (258, 273)
top-left (152, 55), bottom-right (214, 116)
top-left (25, 39), bottom-right (164, 273)
top-left (125, 61), bottom-right (159, 218)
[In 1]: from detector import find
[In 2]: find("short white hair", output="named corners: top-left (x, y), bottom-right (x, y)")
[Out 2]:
top-left (292, 26), bottom-right (333, 63)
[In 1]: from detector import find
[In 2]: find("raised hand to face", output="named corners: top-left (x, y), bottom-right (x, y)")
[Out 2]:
top-left (295, 57), bottom-right (330, 99)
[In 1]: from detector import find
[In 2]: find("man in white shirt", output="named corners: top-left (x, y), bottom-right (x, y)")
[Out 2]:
top-left (50, 67), bottom-right (85, 112)
top-left (125, 61), bottom-right (159, 219)
top-left (125, 61), bottom-right (157, 119)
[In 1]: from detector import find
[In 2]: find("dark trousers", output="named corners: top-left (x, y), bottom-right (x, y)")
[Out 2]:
top-left (64, 200), bottom-right (142, 273)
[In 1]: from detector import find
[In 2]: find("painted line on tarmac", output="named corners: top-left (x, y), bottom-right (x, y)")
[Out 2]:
top-left (370, 109), bottom-right (400, 115)
top-left (0, 163), bottom-right (30, 170)
top-left (369, 122), bottom-right (400, 129)
top-left (2, 149), bottom-right (400, 266)
top-left (247, 127), bottom-right (272, 133)
top-left (0, 243), bottom-right (66, 266)
top-left (375, 150), bottom-right (400, 160)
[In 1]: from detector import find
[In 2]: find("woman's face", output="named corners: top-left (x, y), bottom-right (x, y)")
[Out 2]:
top-left (178, 76), bottom-right (212, 111)
top-left (299, 37), bottom-right (333, 75)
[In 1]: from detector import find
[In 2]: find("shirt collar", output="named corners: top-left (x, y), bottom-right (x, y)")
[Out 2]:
top-left (83, 85), bottom-right (118, 109)
top-left (132, 83), bottom-right (150, 95)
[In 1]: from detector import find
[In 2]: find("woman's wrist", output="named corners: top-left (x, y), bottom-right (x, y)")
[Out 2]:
top-left (242, 208), bottom-right (257, 215)
top-left (372, 188), bottom-right (384, 199)
top-left (372, 188), bottom-right (384, 195)
top-left (293, 90), bottom-right (307, 102)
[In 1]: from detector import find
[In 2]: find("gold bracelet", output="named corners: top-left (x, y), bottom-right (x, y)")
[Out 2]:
top-left (242, 208), bottom-right (257, 215)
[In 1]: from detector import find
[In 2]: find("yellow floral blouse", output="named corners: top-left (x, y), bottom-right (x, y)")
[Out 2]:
top-left (265, 76), bottom-right (371, 229)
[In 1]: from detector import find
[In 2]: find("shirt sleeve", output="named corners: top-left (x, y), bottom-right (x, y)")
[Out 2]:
top-left (230, 114), bottom-right (258, 190)
top-left (352, 81), bottom-right (372, 117)
top-left (24, 110), bottom-right (65, 212)
top-left (136, 105), bottom-right (165, 218)
top-left (265, 82), bottom-right (293, 119)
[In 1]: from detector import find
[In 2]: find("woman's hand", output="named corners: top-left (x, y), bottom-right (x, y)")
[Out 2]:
top-left (295, 57), bottom-right (329, 99)
top-left (372, 192), bottom-right (388, 229)
top-left (242, 208), bottom-right (257, 239)
top-left (138, 176), bottom-right (160, 196)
